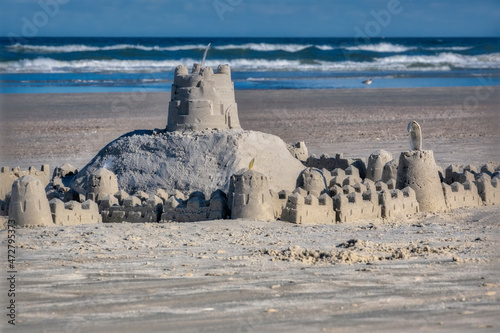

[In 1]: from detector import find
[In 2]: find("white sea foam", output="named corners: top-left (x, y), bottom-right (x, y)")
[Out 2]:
top-left (7, 42), bottom-right (334, 54)
top-left (7, 43), bottom-right (208, 53)
top-left (214, 43), bottom-right (334, 52)
top-left (344, 43), bottom-right (416, 53)
top-left (424, 46), bottom-right (474, 51)
top-left (1, 53), bottom-right (499, 73)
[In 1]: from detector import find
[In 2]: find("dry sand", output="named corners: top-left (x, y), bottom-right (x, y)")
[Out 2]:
top-left (0, 87), bottom-right (499, 332)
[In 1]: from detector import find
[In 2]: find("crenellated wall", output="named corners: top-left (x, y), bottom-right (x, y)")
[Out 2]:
top-left (167, 64), bottom-right (241, 131)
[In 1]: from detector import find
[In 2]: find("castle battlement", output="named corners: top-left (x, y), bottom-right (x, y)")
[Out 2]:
top-left (444, 165), bottom-right (477, 185)
top-left (475, 173), bottom-right (500, 206)
top-left (167, 64), bottom-right (241, 132)
top-left (304, 153), bottom-right (366, 178)
top-left (379, 187), bottom-right (419, 219)
top-left (442, 180), bottom-right (482, 210)
top-left (1, 164), bottom-right (50, 200)
top-left (50, 198), bottom-right (101, 225)
top-left (161, 190), bottom-right (229, 222)
top-left (329, 165), bottom-right (362, 187)
top-left (375, 179), bottom-right (396, 192)
top-left (333, 190), bottom-right (381, 223)
top-left (281, 192), bottom-right (335, 225)
top-left (481, 162), bottom-right (500, 177)
top-left (100, 191), bottom-right (163, 223)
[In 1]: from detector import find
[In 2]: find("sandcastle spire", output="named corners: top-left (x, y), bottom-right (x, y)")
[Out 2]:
top-left (408, 120), bottom-right (422, 151)
top-left (201, 43), bottom-right (211, 69)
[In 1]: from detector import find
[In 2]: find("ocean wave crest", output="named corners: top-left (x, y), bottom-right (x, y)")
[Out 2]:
top-left (2, 53), bottom-right (499, 73)
top-left (345, 42), bottom-right (416, 53)
top-left (6, 43), bottom-right (209, 53)
top-left (7, 42), bottom-right (335, 54)
top-left (214, 43), bottom-right (334, 52)
top-left (423, 46), bottom-right (474, 51)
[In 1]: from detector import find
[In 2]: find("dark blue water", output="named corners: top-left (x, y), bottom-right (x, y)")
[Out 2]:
top-left (1, 37), bottom-right (499, 93)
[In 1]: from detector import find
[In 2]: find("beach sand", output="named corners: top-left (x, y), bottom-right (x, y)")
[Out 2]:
top-left (1, 87), bottom-right (499, 168)
top-left (0, 87), bottom-right (499, 332)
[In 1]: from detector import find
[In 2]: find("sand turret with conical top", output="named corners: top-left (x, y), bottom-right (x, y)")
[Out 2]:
top-left (9, 175), bottom-right (53, 227)
top-left (366, 150), bottom-right (393, 182)
top-left (396, 122), bottom-right (447, 212)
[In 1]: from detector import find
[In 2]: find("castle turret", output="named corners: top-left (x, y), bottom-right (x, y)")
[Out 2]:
top-left (86, 168), bottom-right (119, 203)
top-left (396, 150), bottom-right (447, 212)
top-left (167, 64), bottom-right (241, 131)
top-left (229, 169), bottom-right (274, 221)
top-left (9, 175), bottom-right (53, 227)
top-left (366, 150), bottom-right (393, 182)
top-left (297, 168), bottom-right (328, 197)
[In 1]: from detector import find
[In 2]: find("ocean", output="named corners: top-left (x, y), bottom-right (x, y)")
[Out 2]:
top-left (1, 37), bottom-right (499, 93)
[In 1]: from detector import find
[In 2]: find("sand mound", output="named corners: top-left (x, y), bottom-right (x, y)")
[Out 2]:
top-left (258, 239), bottom-right (460, 265)
top-left (72, 129), bottom-right (305, 195)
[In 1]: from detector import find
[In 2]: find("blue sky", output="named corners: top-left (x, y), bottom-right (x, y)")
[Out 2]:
top-left (1, 0), bottom-right (499, 37)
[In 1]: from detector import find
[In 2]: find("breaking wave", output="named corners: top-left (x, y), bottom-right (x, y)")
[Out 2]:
top-left (6, 43), bottom-right (208, 53)
top-left (345, 43), bottom-right (416, 53)
top-left (214, 43), bottom-right (334, 52)
top-left (423, 46), bottom-right (474, 51)
top-left (7, 42), bottom-right (335, 54)
top-left (2, 52), bottom-right (499, 73)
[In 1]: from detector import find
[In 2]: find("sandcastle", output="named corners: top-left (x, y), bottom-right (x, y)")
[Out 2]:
top-left (70, 62), bottom-right (305, 196)
top-left (228, 169), bottom-right (276, 221)
top-left (167, 64), bottom-right (241, 131)
top-left (8, 175), bottom-right (53, 227)
top-left (3, 63), bottom-right (499, 227)
top-left (396, 150), bottom-right (447, 212)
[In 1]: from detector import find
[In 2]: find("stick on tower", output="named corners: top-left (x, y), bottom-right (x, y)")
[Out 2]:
top-left (166, 44), bottom-right (241, 131)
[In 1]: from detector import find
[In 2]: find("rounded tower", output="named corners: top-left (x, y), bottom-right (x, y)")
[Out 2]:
top-left (86, 168), bottom-right (119, 203)
top-left (366, 150), bottom-right (393, 182)
top-left (167, 63), bottom-right (241, 131)
top-left (9, 175), bottom-right (53, 227)
top-left (396, 150), bottom-right (447, 212)
top-left (229, 169), bottom-right (274, 221)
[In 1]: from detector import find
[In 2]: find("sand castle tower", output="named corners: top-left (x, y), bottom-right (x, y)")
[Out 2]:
top-left (167, 63), bottom-right (241, 131)
top-left (86, 168), bottom-right (119, 202)
top-left (396, 121), bottom-right (446, 212)
top-left (396, 150), bottom-right (447, 212)
top-left (297, 168), bottom-right (328, 196)
top-left (366, 150), bottom-right (393, 182)
top-left (9, 175), bottom-right (53, 227)
top-left (229, 169), bottom-right (274, 221)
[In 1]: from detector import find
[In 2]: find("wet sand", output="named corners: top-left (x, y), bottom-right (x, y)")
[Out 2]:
top-left (0, 87), bottom-right (499, 332)
top-left (1, 86), bottom-right (499, 168)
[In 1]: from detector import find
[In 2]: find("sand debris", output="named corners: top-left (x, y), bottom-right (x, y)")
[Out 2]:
top-left (257, 240), bottom-right (460, 264)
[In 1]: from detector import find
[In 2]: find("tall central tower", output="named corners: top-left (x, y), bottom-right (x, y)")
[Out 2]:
top-left (166, 63), bottom-right (241, 131)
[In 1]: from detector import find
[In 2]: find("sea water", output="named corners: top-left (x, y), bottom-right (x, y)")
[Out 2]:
top-left (1, 37), bottom-right (499, 93)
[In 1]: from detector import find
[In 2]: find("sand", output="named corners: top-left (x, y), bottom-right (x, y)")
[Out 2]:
top-left (0, 87), bottom-right (499, 332)
top-left (1, 87), bottom-right (499, 168)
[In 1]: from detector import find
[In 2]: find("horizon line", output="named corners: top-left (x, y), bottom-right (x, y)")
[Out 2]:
top-left (1, 35), bottom-right (499, 39)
